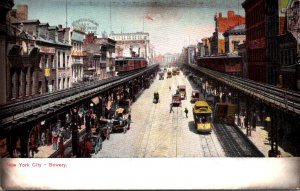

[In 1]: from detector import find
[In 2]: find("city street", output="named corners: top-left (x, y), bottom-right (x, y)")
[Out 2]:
top-left (93, 70), bottom-right (225, 157)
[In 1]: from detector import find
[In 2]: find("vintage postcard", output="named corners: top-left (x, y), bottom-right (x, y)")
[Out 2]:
top-left (0, 0), bottom-right (299, 189)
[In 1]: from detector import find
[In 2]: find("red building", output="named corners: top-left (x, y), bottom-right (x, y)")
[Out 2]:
top-left (242, 0), bottom-right (268, 83)
top-left (211, 10), bottom-right (245, 55)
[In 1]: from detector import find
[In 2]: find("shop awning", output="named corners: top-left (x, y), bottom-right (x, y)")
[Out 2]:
top-left (91, 96), bottom-right (100, 105)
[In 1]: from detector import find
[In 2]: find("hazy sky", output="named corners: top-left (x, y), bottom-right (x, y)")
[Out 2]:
top-left (14, 0), bottom-right (245, 54)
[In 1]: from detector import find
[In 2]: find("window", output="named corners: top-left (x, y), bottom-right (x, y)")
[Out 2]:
top-left (51, 55), bottom-right (54, 68)
top-left (63, 52), bottom-right (65, 68)
top-left (38, 81), bottom-right (42, 94)
top-left (58, 51), bottom-right (61, 68)
top-left (67, 56), bottom-right (69, 67)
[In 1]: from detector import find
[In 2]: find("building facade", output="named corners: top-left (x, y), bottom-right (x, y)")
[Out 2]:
top-left (242, 0), bottom-right (268, 83)
top-left (66, 29), bottom-right (86, 84)
top-left (223, 24), bottom-right (246, 55)
top-left (187, 45), bottom-right (196, 65)
top-left (211, 11), bottom-right (245, 55)
top-left (109, 32), bottom-right (153, 64)
top-left (278, 0), bottom-right (300, 90)
top-left (202, 37), bottom-right (212, 56)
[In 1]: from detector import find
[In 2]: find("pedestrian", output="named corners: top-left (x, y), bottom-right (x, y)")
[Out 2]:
top-left (240, 114), bottom-right (245, 128)
top-left (41, 131), bottom-right (46, 146)
top-left (83, 138), bottom-right (93, 158)
top-left (59, 136), bottom-right (65, 158)
top-left (234, 114), bottom-right (238, 125)
top-left (52, 132), bottom-right (58, 150)
top-left (252, 113), bottom-right (257, 131)
top-left (169, 86), bottom-right (171, 91)
top-left (170, 103), bottom-right (174, 113)
top-left (184, 107), bottom-right (188, 118)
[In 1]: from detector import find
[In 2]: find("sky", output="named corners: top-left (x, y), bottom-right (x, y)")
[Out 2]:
top-left (14, 0), bottom-right (245, 55)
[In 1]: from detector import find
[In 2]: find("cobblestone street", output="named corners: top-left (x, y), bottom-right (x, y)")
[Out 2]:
top-left (93, 71), bottom-right (225, 158)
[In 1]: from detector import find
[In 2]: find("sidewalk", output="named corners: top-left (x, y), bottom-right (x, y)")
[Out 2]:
top-left (34, 124), bottom-right (86, 158)
top-left (237, 124), bottom-right (293, 157)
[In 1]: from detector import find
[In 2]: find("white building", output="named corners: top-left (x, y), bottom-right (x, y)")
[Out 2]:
top-left (109, 32), bottom-right (154, 64)
top-left (65, 28), bottom-right (86, 84)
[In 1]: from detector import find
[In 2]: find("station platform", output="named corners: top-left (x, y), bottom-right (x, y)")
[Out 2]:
top-left (236, 124), bottom-right (294, 157)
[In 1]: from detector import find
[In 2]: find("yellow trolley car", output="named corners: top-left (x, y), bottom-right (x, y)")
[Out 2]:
top-left (193, 101), bottom-right (213, 133)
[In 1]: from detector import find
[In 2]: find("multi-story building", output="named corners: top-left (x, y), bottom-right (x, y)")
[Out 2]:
top-left (187, 45), bottom-right (197, 65)
top-left (237, 43), bottom-right (248, 78)
top-left (196, 42), bottom-right (205, 57)
top-left (65, 28), bottom-right (86, 84)
top-left (242, 0), bottom-right (268, 83)
top-left (1, 0), bottom-right (15, 105)
top-left (211, 11), bottom-right (245, 55)
top-left (109, 32), bottom-right (153, 64)
top-left (223, 24), bottom-right (246, 55)
top-left (154, 54), bottom-right (164, 65)
top-left (84, 33), bottom-right (117, 79)
top-left (243, 0), bottom-right (299, 85)
top-left (10, 19), bottom-right (72, 96)
top-left (201, 37), bottom-right (212, 56)
top-left (278, 0), bottom-right (300, 90)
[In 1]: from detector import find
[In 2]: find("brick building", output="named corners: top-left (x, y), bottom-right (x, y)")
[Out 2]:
top-left (278, 0), bottom-right (300, 90)
top-left (242, 0), bottom-right (268, 83)
top-left (83, 33), bottom-right (116, 80)
top-left (211, 11), bottom-right (245, 55)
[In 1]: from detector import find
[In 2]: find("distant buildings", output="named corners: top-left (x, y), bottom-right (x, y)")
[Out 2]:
top-left (187, 45), bottom-right (197, 65)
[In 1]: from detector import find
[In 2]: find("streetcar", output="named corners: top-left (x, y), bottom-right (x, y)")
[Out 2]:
top-left (193, 100), bottom-right (213, 133)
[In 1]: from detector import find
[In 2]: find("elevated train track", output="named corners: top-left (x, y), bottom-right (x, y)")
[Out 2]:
top-left (0, 65), bottom-right (158, 135)
top-left (188, 64), bottom-right (300, 116)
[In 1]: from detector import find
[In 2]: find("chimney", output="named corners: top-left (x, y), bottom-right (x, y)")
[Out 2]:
top-left (219, 12), bottom-right (222, 18)
top-left (228, 10), bottom-right (234, 18)
top-left (58, 24), bottom-right (62, 29)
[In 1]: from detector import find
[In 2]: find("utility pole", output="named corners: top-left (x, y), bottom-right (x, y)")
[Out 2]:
top-left (110, 0), bottom-right (112, 33)
top-left (65, 0), bottom-right (68, 27)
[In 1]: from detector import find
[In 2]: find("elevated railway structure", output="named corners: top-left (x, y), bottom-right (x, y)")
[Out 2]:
top-left (0, 65), bottom-right (158, 157)
top-left (185, 64), bottom-right (300, 156)
top-left (0, 65), bottom-right (157, 133)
